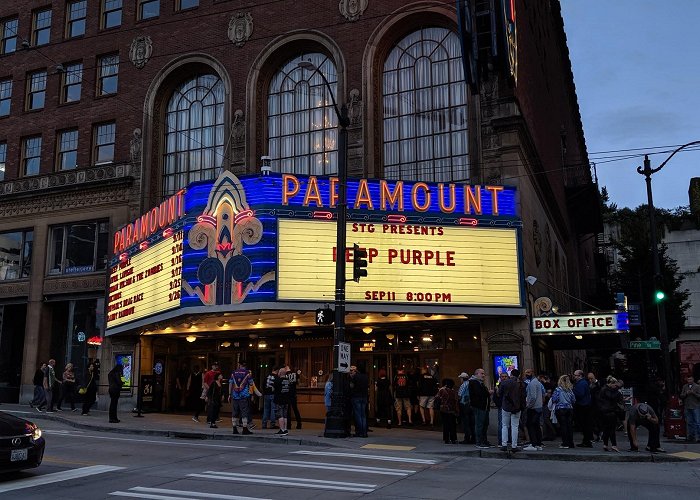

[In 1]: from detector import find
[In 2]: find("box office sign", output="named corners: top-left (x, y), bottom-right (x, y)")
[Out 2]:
top-left (532, 312), bottom-right (629, 335)
top-left (106, 171), bottom-right (523, 334)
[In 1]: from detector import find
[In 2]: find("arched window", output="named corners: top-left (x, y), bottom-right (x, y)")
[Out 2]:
top-left (162, 74), bottom-right (225, 197)
top-left (383, 27), bottom-right (468, 182)
top-left (268, 53), bottom-right (338, 175)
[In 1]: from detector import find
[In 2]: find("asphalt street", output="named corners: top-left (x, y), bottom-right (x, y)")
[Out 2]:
top-left (1, 420), bottom-right (699, 499)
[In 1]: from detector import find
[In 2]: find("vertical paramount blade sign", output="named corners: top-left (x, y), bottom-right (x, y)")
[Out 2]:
top-left (106, 191), bottom-right (186, 330)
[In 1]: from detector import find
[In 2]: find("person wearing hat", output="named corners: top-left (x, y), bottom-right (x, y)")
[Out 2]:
top-left (627, 402), bottom-right (664, 452)
top-left (457, 372), bottom-right (474, 444)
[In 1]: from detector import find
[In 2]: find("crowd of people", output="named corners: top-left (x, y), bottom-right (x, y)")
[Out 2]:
top-left (30, 359), bottom-right (100, 417)
top-left (192, 362), bottom-right (304, 436)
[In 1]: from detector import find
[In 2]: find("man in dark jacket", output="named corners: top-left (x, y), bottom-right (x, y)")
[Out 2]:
top-left (468, 368), bottom-right (493, 448)
top-left (498, 368), bottom-right (525, 451)
top-left (349, 365), bottom-right (369, 437)
top-left (30, 363), bottom-right (47, 410)
top-left (573, 370), bottom-right (594, 447)
top-left (418, 366), bottom-right (439, 426)
top-left (108, 364), bottom-right (124, 423)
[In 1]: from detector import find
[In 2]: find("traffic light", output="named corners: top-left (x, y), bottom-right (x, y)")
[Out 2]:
top-left (352, 243), bottom-right (368, 282)
top-left (654, 289), bottom-right (666, 303)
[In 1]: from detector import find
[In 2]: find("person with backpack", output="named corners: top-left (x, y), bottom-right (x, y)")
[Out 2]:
top-left (375, 368), bottom-right (394, 429)
top-left (437, 379), bottom-right (459, 444)
top-left (418, 366), bottom-right (439, 426)
top-left (498, 368), bottom-right (525, 452)
top-left (457, 372), bottom-right (474, 444)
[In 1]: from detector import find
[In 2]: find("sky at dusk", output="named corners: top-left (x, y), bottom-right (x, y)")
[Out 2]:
top-left (560, 0), bottom-right (700, 210)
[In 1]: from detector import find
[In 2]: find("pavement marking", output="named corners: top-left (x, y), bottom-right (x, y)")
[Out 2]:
top-left (244, 458), bottom-right (414, 476)
top-left (188, 471), bottom-right (376, 493)
top-left (670, 451), bottom-right (700, 460)
top-left (110, 486), bottom-right (269, 500)
top-left (0, 465), bottom-right (124, 494)
top-left (47, 431), bottom-right (247, 449)
top-left (291, 450), bottom-right (438, 465)
top-left (42, 456), bottom-right (101, 467)
top-left (361, 443), bottom-right (416, 451)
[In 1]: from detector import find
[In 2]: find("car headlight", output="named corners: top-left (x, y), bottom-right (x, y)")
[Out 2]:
top-left (32, 427), bottom-right (42, 441)
top-left (25, 422), bottom-right (42, 443)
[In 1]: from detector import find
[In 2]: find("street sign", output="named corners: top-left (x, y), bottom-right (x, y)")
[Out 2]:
top-left (627, 303), bottom-right (642, 326)
top-left (629, 340), bottom-right (661, 349)
top-left (338, 341), bottom-right (351, 373)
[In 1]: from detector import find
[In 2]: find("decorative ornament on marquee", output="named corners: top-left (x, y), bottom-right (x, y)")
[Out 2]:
top-left (183, 171), bottom-right (275, 306)
top-left (533, 296), bottom-right (553, 317)
top-left (339, 0), bottom-right (368, 22)
top-left (129, 36), bottom-right (153, 69)
top-left (228, 13), bottom-right (253, 48)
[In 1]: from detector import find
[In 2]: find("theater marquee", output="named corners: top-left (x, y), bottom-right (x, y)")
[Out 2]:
top-left (106, 171), bottom-right (524, 335)
top-left (278, 219), bottom-right (521, 306)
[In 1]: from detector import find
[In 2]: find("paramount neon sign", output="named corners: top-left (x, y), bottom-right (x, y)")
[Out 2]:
top-left (281, 174), bottom-right (507, 216)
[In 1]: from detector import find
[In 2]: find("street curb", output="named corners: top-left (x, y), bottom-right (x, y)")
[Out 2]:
top-left (12, 411), bottom-right (691, 463)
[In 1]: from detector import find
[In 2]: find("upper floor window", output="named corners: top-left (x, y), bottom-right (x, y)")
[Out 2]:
top-left (382, 27), bottom-right (469, 182)
top-left (97, 54), bottom-right (119, 95)
top-left (177, 0), bottom-right (199, 10)
top-left (66, 0), bottom-right (87, 38)
top-left (0, 79), bottom-right (11, 116)
top-left (138, 0), bottom-right (160, 20)
top-left (22, 135), bottom-right (42, 176)
top-left (48, 221), bottom-right (108, 275)
top-left (101, 0), bottom-right (122, 29)
top-left (61, 62), bottom-right (82, 103)
top-left (57, 129), bottom-right (79, 170)
top-left (1, 17), bottom-right (18, 54)
top-left (0, 229), bottom-right (33, 281)
top-left (0, 142), bottom-right (6, 181)
top-left (162, 74), bottom-right (224, 197)
top-left (32, 8), bottom-right (52, 46)
top-left (26, 70), bottom-right (47, 110)
top-left (267, 53), bottom-right (338, 175)
top-left (93, 122), bottom-right (115, 164)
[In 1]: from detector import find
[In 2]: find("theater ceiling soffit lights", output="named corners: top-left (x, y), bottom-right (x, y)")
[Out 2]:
top-left (141, 311), bottom-right (475, 337)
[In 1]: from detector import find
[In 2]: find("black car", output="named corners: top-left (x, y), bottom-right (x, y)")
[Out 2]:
top-left (0, 411), bottom-right (45, 473)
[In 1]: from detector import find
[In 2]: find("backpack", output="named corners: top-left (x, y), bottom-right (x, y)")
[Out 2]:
top-left (459, 382), bottom-right (470, 405)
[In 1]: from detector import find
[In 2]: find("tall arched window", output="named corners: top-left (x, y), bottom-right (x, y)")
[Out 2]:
top-left (383, 27), bottom-right (468, 182)
top-left (162, 74), bottom-right (225, 197)
top-left (268, 53), bottom-right (338, 175)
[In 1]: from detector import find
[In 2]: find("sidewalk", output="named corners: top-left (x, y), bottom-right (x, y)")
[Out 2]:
top-left (3, 403), bottom-right (698, 463)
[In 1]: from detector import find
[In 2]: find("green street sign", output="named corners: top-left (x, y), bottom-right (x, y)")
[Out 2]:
top-left (629, 340), bottom-right (661, 349)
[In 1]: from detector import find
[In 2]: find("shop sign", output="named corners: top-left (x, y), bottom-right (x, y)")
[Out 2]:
top-left (359, 342), bottom-right (375, 352)
top-left (532, 311), bottom-right (629, 335)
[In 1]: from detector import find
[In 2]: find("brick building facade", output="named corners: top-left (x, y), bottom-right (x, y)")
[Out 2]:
top-left (0, 1), bottom-right (600, 412)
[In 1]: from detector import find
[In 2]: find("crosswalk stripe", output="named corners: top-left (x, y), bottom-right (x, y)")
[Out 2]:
top-left (244, 458), bottom-right (413, 476)
top-left (188, 471), bottom-right (375, 493)
top-left (110, 486), bottom-right (270, 500)
top-left (0, 465), bottom-right (124, 494)
top-left (291, 450), bottom-right (438, 465)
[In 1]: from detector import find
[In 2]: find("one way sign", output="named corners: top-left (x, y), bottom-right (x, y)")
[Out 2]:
top-left (337, 341), bottom-right (351, 373)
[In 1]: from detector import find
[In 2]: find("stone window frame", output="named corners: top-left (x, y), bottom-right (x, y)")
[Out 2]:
top-left (0, 16), bottom-right (19, 54)
top-left (92, 121), bottom-right (116, 165)
top-left (65, 0), bottom-right (87, 39)
top-left (56, 128), bottom-right (79, 171)
top-left (47, 220), bottom-right (109, 276)
top-left (101, 0), bottom-right (123, 30)
top-left (26, 69), bottom-right (47, 111)
top-left (97, 53), bottom-right (119, 96)
top-left (21, 134), bottom-right (43, 176)
top-left (137, 0), bottom-right (160, 21)
top-left (31, 7), bottom-right (52, 46)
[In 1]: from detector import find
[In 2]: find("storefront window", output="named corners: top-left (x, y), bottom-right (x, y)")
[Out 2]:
top-left (66, 298), bottom-right (104, 386)
top-left (0, 229), bottom-right (33, 280)
top-left (48, 221), bottom-right (109, 275)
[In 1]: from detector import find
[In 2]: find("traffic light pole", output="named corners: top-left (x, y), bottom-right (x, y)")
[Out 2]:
top-left (639, 155), bottom-right (671, 395)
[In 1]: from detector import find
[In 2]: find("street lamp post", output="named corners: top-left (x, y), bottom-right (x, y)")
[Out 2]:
top-left (637, 140), bottom-right (700, 395)
top-left (298, 61), bottom-right (350, 438)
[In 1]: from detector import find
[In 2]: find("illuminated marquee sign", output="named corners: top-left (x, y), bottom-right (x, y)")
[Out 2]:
top-left (106, 171), bottom-right (523, 334)
top-left (532, 312), bottom-right (629, 335)
top-left (277, 219), bottom-right (520, 306)
top-left (106, 230), bottom-right (184, 329)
